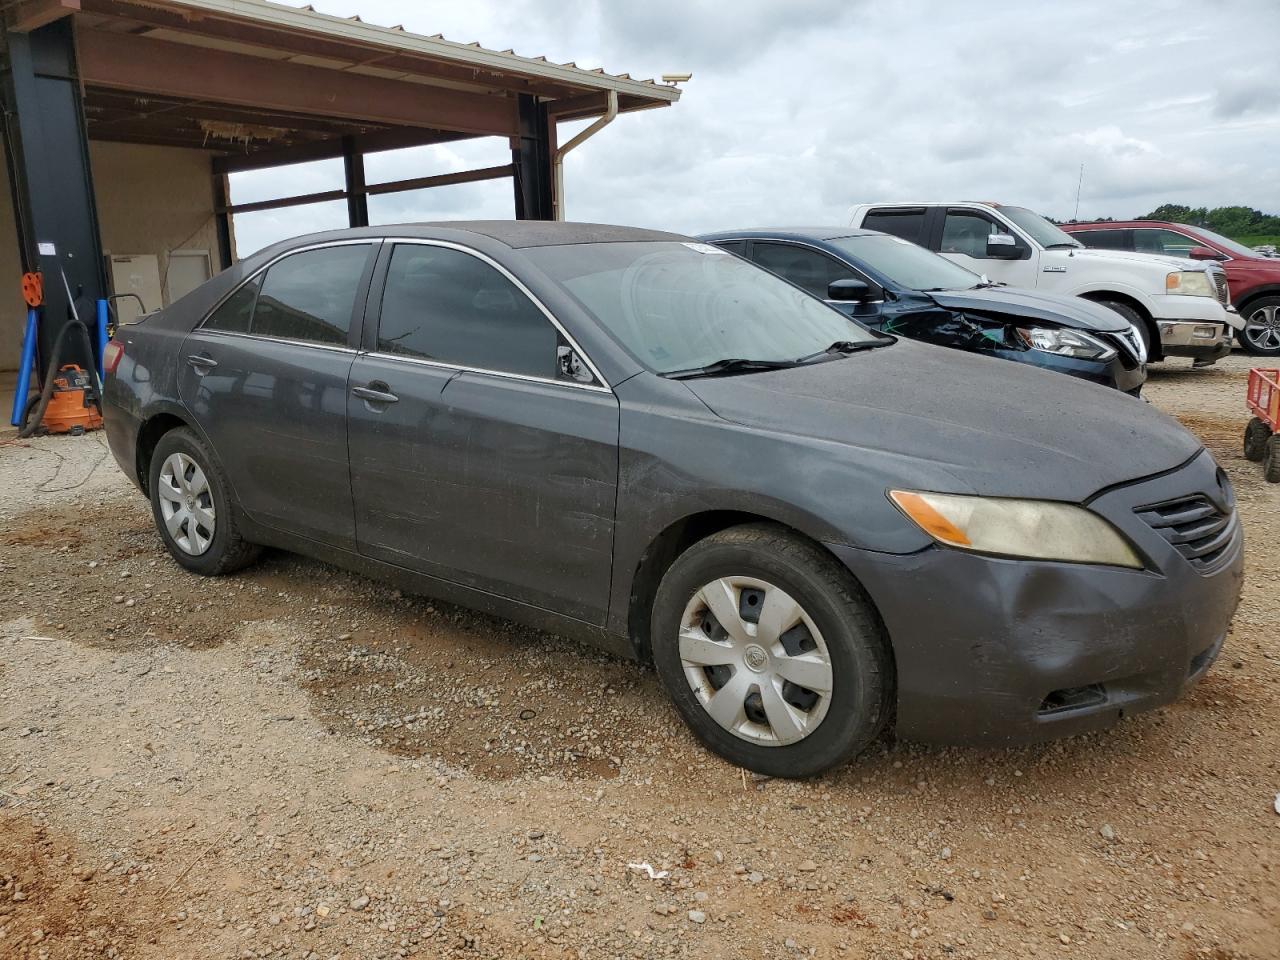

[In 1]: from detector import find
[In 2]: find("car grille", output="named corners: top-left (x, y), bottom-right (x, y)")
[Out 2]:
top-left (1209, 268), bottom-right (1230, 306)
top-left (1135, 487), bottom-right (1238, 573)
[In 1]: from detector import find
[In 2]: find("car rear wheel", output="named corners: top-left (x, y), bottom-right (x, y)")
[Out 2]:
top-left (650, 524), bottom-right (891, 778)
top-left (1238, 297), bottom-right (1280, 356)
top-left (1244, 417), bottom-right (1271, 462)
top-left (149, 427), bottom-right (261, 576)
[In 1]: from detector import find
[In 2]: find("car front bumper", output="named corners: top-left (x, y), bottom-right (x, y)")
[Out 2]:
top-left (828, 449), bottom-right (1243, 746)
top-left (1158, 320), bottom-right (1232, 362)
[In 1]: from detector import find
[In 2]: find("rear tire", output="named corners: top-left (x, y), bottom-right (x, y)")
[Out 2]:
top-left (1265, 435), bottom-right (1280, 484)
top-left (1238, 297), bottom-right (1280, 356)
top-left (1244, 417), bottom-right (1271, 462)
top-left (148, 427), bottom-right (261, 576)
top-left (650, 523), bottom-right (892, 778)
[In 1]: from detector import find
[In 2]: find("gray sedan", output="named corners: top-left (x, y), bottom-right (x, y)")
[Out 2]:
top-left (101, 222), bottom-right (1243, 777)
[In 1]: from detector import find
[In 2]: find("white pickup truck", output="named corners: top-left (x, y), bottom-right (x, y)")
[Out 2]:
top-left (848, 201), bottom-right (1240, 365)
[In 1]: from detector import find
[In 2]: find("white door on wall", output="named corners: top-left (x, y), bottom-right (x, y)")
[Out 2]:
top-left (166, 250), bottom-right (212, 305)
top-left (108, 254), bottom-right (162, 324)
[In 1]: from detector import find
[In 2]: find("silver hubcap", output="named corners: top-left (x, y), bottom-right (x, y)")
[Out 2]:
top-left (157, 452), bottom-right (215, 556)
top-left (679, 577), bottom-right (834, 746)
top-left (1245, 304), bottom-right (1280, 351)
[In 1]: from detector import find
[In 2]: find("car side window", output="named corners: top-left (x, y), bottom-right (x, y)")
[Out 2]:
top-left (378, 244), bottom-right (559, 379)
top-left (204, 274), bottom-right (261, 334)
top-left (1073, 229), bottom-right (1130, 250)
top-left (713, 240), bottom-right (747, 256)
top-left (941, 211), bottom-right (1014, 258)
top-left (751, 242), bottom-right (857, 299)
top-left (251, 245), bottom-right (371, 346)
top-left (862, 207), bottom-right (927, 244)
top-left (1133, 229), bottom-right (1197, 258)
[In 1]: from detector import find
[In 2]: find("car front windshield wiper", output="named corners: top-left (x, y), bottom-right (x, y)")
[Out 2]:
top-left (663, 357), bottom-right (802, 380)
top-left (1045, 242), bottom-right (1082, 249)
top-left (794, 339), bottom-right (892, 363)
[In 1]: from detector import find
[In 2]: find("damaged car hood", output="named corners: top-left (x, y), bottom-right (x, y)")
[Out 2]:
top-left (683, 340), bottom-right (1200, 502)
top-left (927, 286), bottom-right (1129, 332)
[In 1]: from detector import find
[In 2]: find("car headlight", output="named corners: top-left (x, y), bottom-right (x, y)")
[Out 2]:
top-left (1166, 271), bottom-right (1213, 297)
top-left (1014, 326), bottom-right (1116, 361)
top-left (889, 490), bottom-right (1143, 568)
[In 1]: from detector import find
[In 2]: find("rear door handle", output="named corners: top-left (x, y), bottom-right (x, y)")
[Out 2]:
top-left (186, 354), bottom-right (218, 373)
top-left (351, 383), bottom-right (399, 405)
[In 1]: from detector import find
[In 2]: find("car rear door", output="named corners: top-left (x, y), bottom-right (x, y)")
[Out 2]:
top-left (346, 240), bottom-right (620, 625)
top-left (178, 241), bottom-right (377, 549)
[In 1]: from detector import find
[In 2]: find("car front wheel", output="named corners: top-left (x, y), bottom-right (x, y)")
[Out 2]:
top-left (148, 427), bottom-right (261, 576)
top-left (651, 524), bottom-right (892, 778)
top-left (1238, 297), bottom-right (1280, 356)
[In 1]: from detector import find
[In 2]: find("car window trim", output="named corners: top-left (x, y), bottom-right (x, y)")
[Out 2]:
top-left (197, 238), bottom-right (378, 348)
top-left (195, 328), bottom-right (359, 355)
top-left (373, 237), bottom-right (612, 392)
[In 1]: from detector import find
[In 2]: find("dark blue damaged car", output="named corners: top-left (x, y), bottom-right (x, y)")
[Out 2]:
top-left (699, 227), bottom-right (1148, 394)
top-left (101, 221), bottom-right (1241, 778)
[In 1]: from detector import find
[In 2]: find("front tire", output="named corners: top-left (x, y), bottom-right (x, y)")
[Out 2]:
top-left (1244, 417), bottom-right (1271, 462)
top-left (148, 427), bottom-right (261, 576)
top-left (650, 524), bottom-right (892, 778)
top-left (1238, 297), bottom-right (1280, 356)
top-left (1096, 299), bottom-right (1153, 360)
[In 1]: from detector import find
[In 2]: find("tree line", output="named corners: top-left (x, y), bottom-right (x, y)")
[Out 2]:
top-left (1075, 204), bottom-right (1280, 239)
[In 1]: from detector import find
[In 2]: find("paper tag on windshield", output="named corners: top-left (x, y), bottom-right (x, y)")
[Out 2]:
top-left (681, 242), bottom-right (729, 255)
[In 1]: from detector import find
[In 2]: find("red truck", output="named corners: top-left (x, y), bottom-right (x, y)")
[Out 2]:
top-left (1063, 220), bottom-right (1280, 356)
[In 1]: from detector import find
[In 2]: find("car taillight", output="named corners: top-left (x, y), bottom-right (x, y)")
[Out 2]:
top-left (103, 339), bottom-right (125, 375)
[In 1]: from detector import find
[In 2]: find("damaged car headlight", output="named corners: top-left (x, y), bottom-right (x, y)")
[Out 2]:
top-left (1165, 271), bottom-right (1214, 297)
top-left (889, 490), bottom-right (1143, 568)
top-left (1014, 326), bottom-right (1116, 361)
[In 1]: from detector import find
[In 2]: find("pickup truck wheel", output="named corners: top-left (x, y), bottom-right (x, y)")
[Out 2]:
top-left (650, 523), bottom-right (892, 778)
top-left (1244, 417), bottom-right (1271, 462)
top-left (1096, 300), bottom-right (1152, 359)
top-left (1238, 298), bottom-right (1280, 356)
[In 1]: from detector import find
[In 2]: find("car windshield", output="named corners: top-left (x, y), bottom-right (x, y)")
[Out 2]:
top-left (999, 206), bottom-right (1083, 249)
top-left (829, 234), bottom-right (982, 291)
top-left (1189, 226), bottom-right (1259, 259)
top-left (525, 241), bottom-right (881, 375)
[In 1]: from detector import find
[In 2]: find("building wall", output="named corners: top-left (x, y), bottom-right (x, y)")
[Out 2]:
top-left (1, 140), bottom-right (225, 371)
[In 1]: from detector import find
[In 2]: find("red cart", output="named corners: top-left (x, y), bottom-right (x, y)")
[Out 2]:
top-left (1244, 368), bottom-right (1280, 482)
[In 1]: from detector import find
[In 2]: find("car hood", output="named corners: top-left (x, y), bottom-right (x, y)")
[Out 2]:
top-left (1056, 246), bottom-right (1207, 272)
top-left (683, 340), bottom-right (1200, 502)
top-left (926, 286), bottom-right (1129, 331)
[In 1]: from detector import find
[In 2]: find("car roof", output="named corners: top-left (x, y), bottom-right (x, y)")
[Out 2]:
top-left (699, 227), bottom-right (881, 242)
top-left (1063, 221), bottom-right (1186, 230)
top-left (260, 220), bottom-right (689, 255)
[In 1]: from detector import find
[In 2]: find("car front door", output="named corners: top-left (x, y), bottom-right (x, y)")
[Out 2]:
top-left (346, 241), bottom-right (620, 625)
top-left (178, 241), bottom-right (376, 549)
top-left (937, 208), bottom-right (1039, 287)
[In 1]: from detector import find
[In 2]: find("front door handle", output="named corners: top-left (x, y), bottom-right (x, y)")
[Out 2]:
top-left (351, 383), bottom-right (399, 405)
top-left (186, 354), bottom-right (218, 374)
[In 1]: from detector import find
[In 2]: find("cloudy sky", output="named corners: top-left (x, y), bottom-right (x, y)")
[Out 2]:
top-left (231, 0), bottom-right (1280, 256)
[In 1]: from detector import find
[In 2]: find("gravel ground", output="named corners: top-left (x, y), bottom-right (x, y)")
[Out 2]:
top-left (1, 355), bottom-right (1277, 960)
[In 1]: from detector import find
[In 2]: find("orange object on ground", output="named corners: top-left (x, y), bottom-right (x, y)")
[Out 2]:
top-left (31, 365), bottom-right (103, 436)
top-left (1247, 368), bottom-right (1280, 430)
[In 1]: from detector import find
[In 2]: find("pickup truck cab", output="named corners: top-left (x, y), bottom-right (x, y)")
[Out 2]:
top-left (849, 201), bottom-right (1238, 365)
top-left (1061, 220), bottom-right (1280, 357)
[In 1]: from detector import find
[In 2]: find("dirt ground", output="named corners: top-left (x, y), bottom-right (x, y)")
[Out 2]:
top-left (1, 355), bottom-right (1277, 960)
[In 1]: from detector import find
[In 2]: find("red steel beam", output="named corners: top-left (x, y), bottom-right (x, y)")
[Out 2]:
top-left (76, 28), bottom-right (519, 138)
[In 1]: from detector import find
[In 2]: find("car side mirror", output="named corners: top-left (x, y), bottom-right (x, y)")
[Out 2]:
top-left (985, 233), bottom-right (1022, 259)
top-left (1188, 245), bottom-right (1224, 261)
top-left (828, 278), bottom-right (872, 302)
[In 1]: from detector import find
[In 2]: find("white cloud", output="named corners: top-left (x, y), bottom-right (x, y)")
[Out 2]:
top-left (231, 0), bottom-right (1280, 253)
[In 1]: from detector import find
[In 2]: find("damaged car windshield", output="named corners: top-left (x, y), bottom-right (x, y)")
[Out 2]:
top-left (829, 234), bottom-right (983, 292)
top-left (525, 241), bottom-right (881, 375)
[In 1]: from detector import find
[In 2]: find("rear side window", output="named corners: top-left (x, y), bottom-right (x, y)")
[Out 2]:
top-left (377, 244), bottom-right (558, 379)
top-left (1073, 229), bottom-right (1130, 250)
top-left (862, 207), bottom-right (927, 243)
top-left (251, 245), bottom-right (371, 346)
top-left (751, 242), bottom-right (856, 298)
top-left (204, 274), bottom-right (260, 334)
